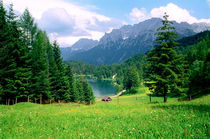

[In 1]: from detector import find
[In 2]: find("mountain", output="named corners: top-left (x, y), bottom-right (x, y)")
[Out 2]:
top-left (71, 38), bottom-right (98, 51)
top-left (61, 39), bottom-right (98, 61)
top-left (63, 18), bottom-right (210, 65)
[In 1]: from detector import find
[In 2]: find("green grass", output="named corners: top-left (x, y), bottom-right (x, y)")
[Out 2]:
top-left (0, 94), bottom-right (209, 138)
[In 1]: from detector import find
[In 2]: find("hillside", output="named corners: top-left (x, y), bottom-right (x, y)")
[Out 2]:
top-left (61, 39), bottom-right (98, 61)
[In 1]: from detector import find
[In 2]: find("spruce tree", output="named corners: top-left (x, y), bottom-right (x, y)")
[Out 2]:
top-left (46, 39), bottom-right (58, 101)
top-left (19, 8), bottom-right (38, 47)
top-left (52, 41), bottom-right (69, 101)
top-left (66, 65), bottom-right (78, 102)
top-left (0, 1), bottom-right (9, 102)
top-left (81, 77), bottom-right (95, 105)
top-left (0, 4), bottom-right (31, 103)
top-left (145, 13), bottom-right (184, 102)
top-left (30, 30), bottom-right (50, 101)
top-left (76, 77), bottom-right (85, 102)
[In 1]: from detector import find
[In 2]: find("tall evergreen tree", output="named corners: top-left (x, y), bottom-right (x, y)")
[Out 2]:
top-left (46, 39), bottom-right (58, 101)
top-left (3, 4), bottom-right (31, 102)
top-left (30, 30), bottom-right (50, 101)
top-left (52, 41), bottom-right (69, 101)
top-left (0, 4), bottom-right (31, 103)
top-left (0, 1), bottom-right (9, 102)
top-left (76, 77), bottom-right (85, 102)
top-left (66, 65), bottom-right (78, 102)
top-left (145, 13), bottom-right (184, 102)
top-left (80, 77), bottom-right (95, 104)
top-left (19, 8), bottom-right (38, 47)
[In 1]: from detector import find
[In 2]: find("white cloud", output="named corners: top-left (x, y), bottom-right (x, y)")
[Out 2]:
top-left (151, 3), bottom-right (198, 24)
top-left (129, 3), bottom-right (210, 24)
top-left (4, 0), bottom-right (124, 46)
top-left (129, 8), bottom-right (150, 23)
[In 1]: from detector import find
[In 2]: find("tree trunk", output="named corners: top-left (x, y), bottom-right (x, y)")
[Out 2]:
top-left (163, 86), bottom-right (167, 103)
top-left (15, 98), bottom-right (17, 104)
top-left (164, 94), bottom-right (167, 103)
top-left (8, 99), bottom-right (10, 105)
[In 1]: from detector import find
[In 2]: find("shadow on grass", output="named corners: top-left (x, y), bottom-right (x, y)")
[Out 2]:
top-left (152, 104), bottom-right (210, 113)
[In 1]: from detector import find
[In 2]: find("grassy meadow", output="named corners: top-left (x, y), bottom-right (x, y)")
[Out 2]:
top-left (0, 90), bottom-right (209, 138)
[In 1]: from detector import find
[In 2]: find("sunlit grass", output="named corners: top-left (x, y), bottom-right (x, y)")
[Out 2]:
top-left (0, 93), bottom-right (209, 138)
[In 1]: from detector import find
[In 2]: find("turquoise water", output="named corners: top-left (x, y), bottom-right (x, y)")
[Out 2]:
top-left (87, 79), bottom-right (116, 97)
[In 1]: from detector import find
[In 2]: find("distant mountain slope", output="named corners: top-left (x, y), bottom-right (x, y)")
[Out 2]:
top-left (71, 38), bottom-right (98, 51)
top-left (178, 30), bottom-right (210, 47)
top-left (63, 18), bottom-right (210, 65)
top-left (61, 39), bottom-right (98, 61)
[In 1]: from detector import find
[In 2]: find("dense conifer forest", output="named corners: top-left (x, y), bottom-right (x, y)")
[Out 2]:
top-left (0, 2), bottom-right (94, 104)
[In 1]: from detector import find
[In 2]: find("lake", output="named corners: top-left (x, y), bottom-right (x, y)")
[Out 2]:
top-left (87, 79), bottom-right (116, 97)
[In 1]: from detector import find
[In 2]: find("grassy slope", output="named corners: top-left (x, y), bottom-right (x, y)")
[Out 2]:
top-left (0, 92), bottom-right (209, 138)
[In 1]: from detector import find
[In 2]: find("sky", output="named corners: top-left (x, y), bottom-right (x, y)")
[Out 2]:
top-left (4, 0), bottom-right (210, 47)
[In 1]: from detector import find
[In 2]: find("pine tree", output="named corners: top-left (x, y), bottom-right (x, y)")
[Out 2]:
top-left (76, 77), bottom-right (85, 102)
top-left (0, 4), bottom-right (31, 103)
top-left (145, 13), bottom-right (184, 102)
top-left (52, 41), bottom-right (69, 101)
top-left (0, 1), bottom-right (9, 102)
top-left (30, 30), bottom-right (50, 101)
top-left (66, 65), bottom-right (78, 102)
top-left (80, 77), bottom-right (94, 104)
top-left (46, 39), bottom-right (58, 101)
top-left (19, 8), bottom-right (38, 47)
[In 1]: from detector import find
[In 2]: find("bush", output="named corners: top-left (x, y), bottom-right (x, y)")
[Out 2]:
top-left (123, 88), bottom-right (138, 95)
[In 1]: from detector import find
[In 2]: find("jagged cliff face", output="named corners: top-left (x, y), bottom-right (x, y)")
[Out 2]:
top-left (61, 18), bottom-right (210, 65)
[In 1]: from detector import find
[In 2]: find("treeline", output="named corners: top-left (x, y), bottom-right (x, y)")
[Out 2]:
top-left (0, 2), bottom-right (94, 105)
top-left (66, 61), bottom-right (118, 80)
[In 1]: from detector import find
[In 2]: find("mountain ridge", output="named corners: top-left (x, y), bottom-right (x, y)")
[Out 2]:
top-left (61, 18), bottom-right (210, 65)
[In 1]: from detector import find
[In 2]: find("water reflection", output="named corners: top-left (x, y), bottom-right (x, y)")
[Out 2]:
top-left (87, 79), bottom-right (116, 97)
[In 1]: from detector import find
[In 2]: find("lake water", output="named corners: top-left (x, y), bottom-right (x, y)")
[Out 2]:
top-left (87, 79), bottom-right (116, 97)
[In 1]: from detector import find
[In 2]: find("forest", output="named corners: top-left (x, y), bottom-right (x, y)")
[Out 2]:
top-left (0, 2), bottom-right (95, 104)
